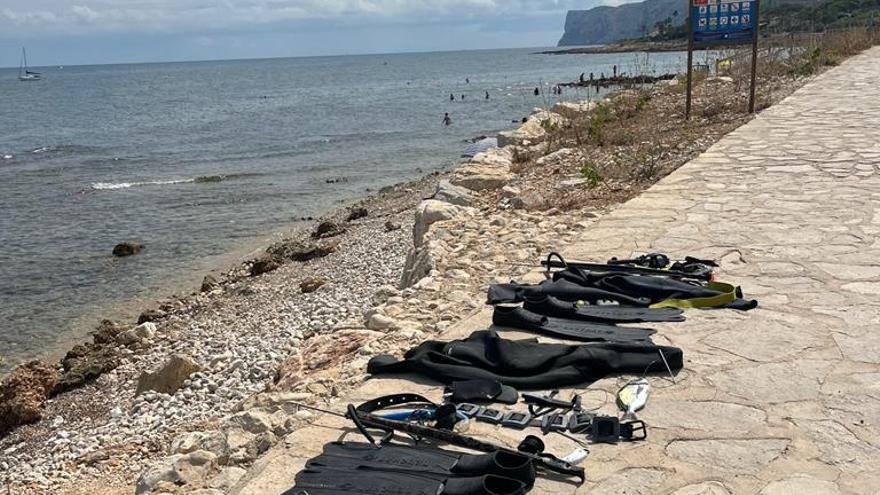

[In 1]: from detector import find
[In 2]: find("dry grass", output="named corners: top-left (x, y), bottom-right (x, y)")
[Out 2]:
top-left (499, 27), bottom-right (879, 212)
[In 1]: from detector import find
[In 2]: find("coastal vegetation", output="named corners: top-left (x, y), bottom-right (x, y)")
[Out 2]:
top-left (511, 26), bottom-right (879, 212)
top-left (645, 0), bottom-right (880, 40)
top-left (550, 0), bottom-right (880, 54)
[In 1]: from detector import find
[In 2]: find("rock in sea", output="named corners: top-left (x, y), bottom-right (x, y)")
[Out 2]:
top-left (112, 242), bottom-right (144, 257)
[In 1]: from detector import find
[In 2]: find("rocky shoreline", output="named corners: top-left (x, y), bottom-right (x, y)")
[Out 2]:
top-left (0, 172), bottom-right (443, 493)
top-left (1, 57), bottom-right (813, 493)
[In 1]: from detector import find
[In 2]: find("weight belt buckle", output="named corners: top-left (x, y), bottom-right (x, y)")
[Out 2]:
top-left (456, 403), bottom-right (480, 418)
top-left (501, 412), bottom-right (532, 429)
top-left (475, 408), bottom-right (504, 424)
top-left (541, 413), bottom-right (568, 433)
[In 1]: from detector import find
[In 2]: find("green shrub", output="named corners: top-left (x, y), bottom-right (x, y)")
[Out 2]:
top-left (587, 104), bottom-right (612, 146)
top-left (579, 161), bottom-right (604, 189)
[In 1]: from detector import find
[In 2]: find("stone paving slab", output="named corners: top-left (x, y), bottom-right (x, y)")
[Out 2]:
top-left (233, 47), bottom-right (880, 494)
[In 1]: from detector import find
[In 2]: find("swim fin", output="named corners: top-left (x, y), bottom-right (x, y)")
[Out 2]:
top-left (308, 441), bottom-right (536, 487)
top-left (523, 295), bottom-right (685, 323)
top-left (284, 442), bottom-right (533, 495)
top-left (287, 466), bottom-right (527, 495)
top-left (493, 306), bottom-right (656, 342)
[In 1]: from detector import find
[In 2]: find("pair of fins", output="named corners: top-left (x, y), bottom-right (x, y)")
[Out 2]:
top-left (285, 441), bottom-right (536, 495)
top-left (493, 306), bottom-right (660, 343)
top-left (523, 294), bottom-right (684, 324)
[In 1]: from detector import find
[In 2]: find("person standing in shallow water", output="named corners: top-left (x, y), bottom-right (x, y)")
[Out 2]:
top-left (485, 91), bottom-right (490, 100)
top-left (443, 113), bottom-right (452, 126)
top-left (450, 93), bottom-right (455, 101)
top-left (534, 87), bottom-right (540, 96)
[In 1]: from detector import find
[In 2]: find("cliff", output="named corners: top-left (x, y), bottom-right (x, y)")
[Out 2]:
top-left (557, 0), bottom-right (682, 46)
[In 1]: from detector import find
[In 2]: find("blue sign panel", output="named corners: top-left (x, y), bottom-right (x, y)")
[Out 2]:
top-left (692, 0), bottom-right (756, 45)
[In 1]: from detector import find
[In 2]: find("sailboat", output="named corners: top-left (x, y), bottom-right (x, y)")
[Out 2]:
top-left (18, 48), bottom-right (41, 81)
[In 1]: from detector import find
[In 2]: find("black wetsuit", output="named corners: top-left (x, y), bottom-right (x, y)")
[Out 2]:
top-left (368, 330), bottom-right (683, 390)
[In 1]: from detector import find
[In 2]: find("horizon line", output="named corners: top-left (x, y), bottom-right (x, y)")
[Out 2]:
top-left (0, 43), bottom-right (571, 71)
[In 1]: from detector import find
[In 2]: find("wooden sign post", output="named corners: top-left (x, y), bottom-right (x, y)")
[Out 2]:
top-left (686, 0), bottom-right (761, 119)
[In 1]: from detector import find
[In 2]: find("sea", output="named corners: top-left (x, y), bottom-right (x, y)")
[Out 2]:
top-left (0, 47), bottom-right (689, 372)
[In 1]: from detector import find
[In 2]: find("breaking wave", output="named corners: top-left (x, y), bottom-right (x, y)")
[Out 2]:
top-left (90, 173), bottom-right (257, 191)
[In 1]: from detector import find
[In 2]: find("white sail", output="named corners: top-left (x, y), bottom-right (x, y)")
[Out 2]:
top-left (19, 48), bottom-right (41, 81)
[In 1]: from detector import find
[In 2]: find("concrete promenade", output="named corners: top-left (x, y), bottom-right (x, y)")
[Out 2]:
top-left (233, 47), bottom-right (880, 494)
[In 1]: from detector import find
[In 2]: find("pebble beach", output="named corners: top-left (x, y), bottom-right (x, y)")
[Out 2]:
top-left (0, 174), bottom-right (440, 492)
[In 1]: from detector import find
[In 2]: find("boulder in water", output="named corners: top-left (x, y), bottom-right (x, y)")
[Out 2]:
top-left (0, 360), bottom-right (58, 436)
top-left (112, 242), bottom-right (144, 257)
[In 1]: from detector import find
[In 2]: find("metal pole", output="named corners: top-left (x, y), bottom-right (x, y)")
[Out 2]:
top-left (748, 0), bottom-right (761, 113)
top-left (686, 0), bottom-right (694, 120)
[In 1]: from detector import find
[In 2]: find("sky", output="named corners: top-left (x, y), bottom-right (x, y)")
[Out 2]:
top-left (0, 0), bottom-right (626, 67)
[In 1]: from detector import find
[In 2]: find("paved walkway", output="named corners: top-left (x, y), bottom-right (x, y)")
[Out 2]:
top-left (233, 47), bottom-right (880, 494)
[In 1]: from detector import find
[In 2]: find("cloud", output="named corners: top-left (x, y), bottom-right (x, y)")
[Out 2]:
top-left (0, 0), bottom-right (609, 37)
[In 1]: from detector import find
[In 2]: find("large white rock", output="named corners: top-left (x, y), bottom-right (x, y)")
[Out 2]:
top-left (117, 322), bottom-right (157, 346)
top-left (551, 100), bottom-right (596, 119)
top-left (171, 431), bottom-right (229, 462)
top-left (136, 451), bottom-right (217, 495)
top-left (209, 466), bottom-right (248, 491)
top-left (536, 147), bottom-right (578, 166)
top-left (366, 313), bottom-right (395, 331)
top-left (412, 200), bottom-right (474, 247)
top-left (136, 354), bottom-right (202, 395)
top-left (450, 162), bottom-right (512, 191)
top-left (471, 148), bottom-right (513, 167)
top-left (434, 179), bottom-right (477, 207)
top-left (229, 409), bottom-right (273, 435)
top-left (401, 200), bottom-right (475, 288)
top-left (497, 111), bottom-right (567, 147)
top-left (399, 242), bottom-right (436, 289)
